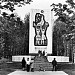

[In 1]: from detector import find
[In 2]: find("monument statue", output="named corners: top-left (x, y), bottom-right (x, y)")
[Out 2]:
top-left (33, 12), bottom-right (49, 46)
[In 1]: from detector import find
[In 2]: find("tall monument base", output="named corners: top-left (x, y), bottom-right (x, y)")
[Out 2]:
top-left (29, 9), bottom-right (52, 54)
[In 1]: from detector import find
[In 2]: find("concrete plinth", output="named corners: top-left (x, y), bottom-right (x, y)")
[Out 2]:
top-left (8, 71), bottom-right (68, 75)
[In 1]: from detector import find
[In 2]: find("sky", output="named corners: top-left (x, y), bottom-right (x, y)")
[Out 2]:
top-left (13, 0), bottom-right (66, 21)
top-left (0, 0), bottom-right (67, 21)
top-left (16, 0), bottom-right (65, 20)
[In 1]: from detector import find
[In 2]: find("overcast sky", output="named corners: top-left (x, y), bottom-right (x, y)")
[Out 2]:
top-left (0, 0), bottom-right (67, 21)
top-left (13, 0), bottom-right (66, 20)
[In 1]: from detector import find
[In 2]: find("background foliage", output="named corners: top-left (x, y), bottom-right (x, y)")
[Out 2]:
top-left (0, 0), bottom-right (31, 58)
top-left (51, 0), bottom-right (75, 61)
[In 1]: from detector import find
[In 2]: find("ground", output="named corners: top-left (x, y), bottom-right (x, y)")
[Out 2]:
top-left (0, 62), bottom-right (75, 75)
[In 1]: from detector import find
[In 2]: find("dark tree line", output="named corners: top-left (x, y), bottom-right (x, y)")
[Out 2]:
top-left (0, 0), bottom-right (31, 58)
top-left (0, 13), bottom-right (30, 58)
top-left (51, 0), bottom-right (75, 61)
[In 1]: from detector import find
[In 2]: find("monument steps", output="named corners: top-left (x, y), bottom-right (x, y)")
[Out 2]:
top-left (34, 56), bottom-right (48, 62)
top-left (33, 56), bottom-right (53, 71)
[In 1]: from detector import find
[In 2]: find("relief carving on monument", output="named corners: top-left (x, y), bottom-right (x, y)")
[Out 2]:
top-left (33, 11), bottom-right (49, 46)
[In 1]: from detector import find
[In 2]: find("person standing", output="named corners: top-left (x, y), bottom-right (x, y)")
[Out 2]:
top-left (45, 51), bottom-right (47, 58)
top-left (52, 58), bottom-right (57, 71)
top-left (22, 57), bottom-right (26, 71)
top-left (30, 62), bottom-right (34, 72)
top-left (43, 50), bottom-right (45, 56)
top-left (26, 58), bottom-right (30, 72)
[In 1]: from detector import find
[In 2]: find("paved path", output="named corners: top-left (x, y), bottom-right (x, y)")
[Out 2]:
top-left (8, 70), bottom-right (68, 75)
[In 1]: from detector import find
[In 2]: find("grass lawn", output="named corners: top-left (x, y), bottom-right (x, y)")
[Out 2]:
top-left (57, 63), bottom-right (75, 75)
top-left (0, 62), bottom-right (21, 75)
top-left (0, 62), bottom-right (75, 75)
